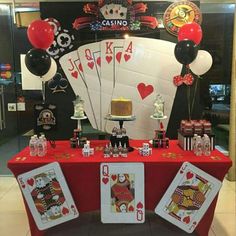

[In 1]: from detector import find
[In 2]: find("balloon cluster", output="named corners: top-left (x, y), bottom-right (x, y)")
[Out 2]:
top-left (25, 20), bottom-right (57, 81)
top-left (174, 22), bottom-right (213, 77)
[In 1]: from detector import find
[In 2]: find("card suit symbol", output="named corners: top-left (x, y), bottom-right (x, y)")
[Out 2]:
top-left (137, 202), bottom-right (143, 209)
top-left (183, 216), bottom-right (190, 224)
top-left (88, 61), bottom-right (94, 70)
top-left (128, 205), bottom-right (134, 212)
top-left (27, 178), bottom-right (34, 186)
top-left (71, 71), bottom-right (78, 79)
top-left (111, 175), bottom-right (117, 181)
top-left (79, 63), bottom-right (83, 72)
top-left (186, 171), bottom-right (194, 180)
top-left (124, 53), bottom-right (131, 62)
top-left (102, 177), bottom-right (109, 184)
top-left (116, 52), bottom-right (122, 63)
top-left (21, 184), bottom-right (26, 189)
top-left (180, 170), bottom-right (184, 174)
top-left (97, 57), bottom-right (101, 67)
top-left (106, 56), bottom-right (112, 64)
top-left (137, 83), bottom-right (154, 100)
top-left (193, 221), bottom-right (197, 225)
top-left (62, 207), bottom-right (69, 215)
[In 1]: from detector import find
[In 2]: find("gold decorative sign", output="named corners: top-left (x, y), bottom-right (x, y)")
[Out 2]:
top-left (163, 1), bottom-right (202, 36)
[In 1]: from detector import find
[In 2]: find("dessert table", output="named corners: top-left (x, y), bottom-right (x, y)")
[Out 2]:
top-left (8, 140), bottom-right (232, 236)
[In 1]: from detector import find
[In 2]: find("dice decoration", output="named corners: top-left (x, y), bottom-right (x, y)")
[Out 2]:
top-left (82, 142), bottom-right (94, 157)
top-left (138, 143), bottom-right (152, 156)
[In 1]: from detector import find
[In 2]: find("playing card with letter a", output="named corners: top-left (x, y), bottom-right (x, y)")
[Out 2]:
top-left (100, 163), bottom-right (145, 223)
top-left (100, 39), bottom-right (124, 132)
top-left (155, 162), bottom-right (222, 233)
top-left (17, 162), bottom-right (79, 230)
top-left (77, 43), bottom-right (102, 130)
top-left (59, 50), bottom-right (98, 130)
top-left (114, 37), bottom-right (182, 139)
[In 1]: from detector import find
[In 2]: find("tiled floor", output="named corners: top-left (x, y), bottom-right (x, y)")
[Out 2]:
top-left (0, 177), bottom-right (235, 236)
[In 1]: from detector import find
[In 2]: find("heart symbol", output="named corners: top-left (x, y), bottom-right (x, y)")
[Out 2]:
top-left (106, 56), bottom-right (112, 64)
top-left (128, 205), bottom-right (134, 212)
top-left (183, 216), bottom-right (190, 224)
top-left (27, 178), bottom-right (34, 186)
top-left (102, 177), bottom-right (109, 185)
top-left (22, 184), bottom-right (26, 189)
top-left (87, 61), bottom-right (94, 70)
top-left (62, 207), bottom-right (69, 215)
top-left (186, 171), bottom-right (194, 180)
top-left (97, 57), bottom-right (101, 67)
top-left (111, 175), bottom-right (117, 181)
top-left (137, 202), bottom-right (143, 209)
top-left (71, 71), bottom-right (78, 79)
top-left (124, 54), bottom-right (131, 62)
top-left (116, 52), bottom-right (122, 63)
top-left (79, 63), bottom-right (83, 72)
top-left (137, 83), bottom-right (154, 100)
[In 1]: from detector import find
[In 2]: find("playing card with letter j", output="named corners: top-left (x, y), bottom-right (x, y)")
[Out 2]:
top-left (100, 163), bottom-right (145, 223)
top-left (155, 162), bottom-right (222, 233)
top-left (17, 162), bottom-right (79, 230)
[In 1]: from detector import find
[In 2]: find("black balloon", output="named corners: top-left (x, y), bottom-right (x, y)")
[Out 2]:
top-left (174, 40), bottom-right (198, 65)
top-left (25, 48), bottom-right (51, 76)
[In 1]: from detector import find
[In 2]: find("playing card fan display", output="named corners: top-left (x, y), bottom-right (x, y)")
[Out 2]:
top-left (17, 162), bottom-right (79, 230)
top-left (100, 163), bottom-right (145, 223)
top-left (59, 37), bottom-right (182, 139)
top-left (155, 162), bottom-right (222, 233)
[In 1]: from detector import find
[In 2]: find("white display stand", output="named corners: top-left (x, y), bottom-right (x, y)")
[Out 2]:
top-left (70, 116), bottom-right (87, 130)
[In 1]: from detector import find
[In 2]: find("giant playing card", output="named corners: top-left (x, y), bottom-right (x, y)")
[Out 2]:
top-left (155, 162), bottom-right (222, 233)
top-left (112, 37), bottom-right (182, 139)
top-left (17, 162), bottom-right (79, 230)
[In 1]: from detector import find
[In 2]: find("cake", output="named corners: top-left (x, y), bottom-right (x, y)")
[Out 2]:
top-left (73, 95), bottom-right (85, 118)
top-left (111, 98), bottom-right (132, 117)
top-left (153, 94), bottom-right (165, 118)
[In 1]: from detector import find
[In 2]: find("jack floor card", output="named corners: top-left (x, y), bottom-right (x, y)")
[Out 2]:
top-left (59, 50), bottom-right (98, 130)
top-left (17, 162), bottom-right (79, 230)
top-left (114, 37), bottom-right (182, 139)
top-left (155, 162), bottom-right (222, 233)
top-left (100, 163), bottom-right (145, 223)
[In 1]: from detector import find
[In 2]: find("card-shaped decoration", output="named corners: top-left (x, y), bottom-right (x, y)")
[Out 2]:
top-left (155, 162), bottom-right (222, 233)
top-left (34, 104), bottom-right (57, 133)
top-left (17, 162), bottom-right (79, 230)
top-left (100, 163), bottom-right (145, 223)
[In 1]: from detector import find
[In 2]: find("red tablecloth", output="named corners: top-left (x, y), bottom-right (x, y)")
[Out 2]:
top-left (8, 140), bottom-right (232, 236)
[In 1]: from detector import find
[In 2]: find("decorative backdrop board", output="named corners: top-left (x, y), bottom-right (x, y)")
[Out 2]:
top-left (40, 1), bottom-right (203, 139)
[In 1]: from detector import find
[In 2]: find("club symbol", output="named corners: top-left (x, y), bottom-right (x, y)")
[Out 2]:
top-left (48, 73), bottom-right (68, 93)
top-left (47, 41), bottom-right (60, 59)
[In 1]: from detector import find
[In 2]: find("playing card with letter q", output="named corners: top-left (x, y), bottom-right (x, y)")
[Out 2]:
top-left (100, 163), bottom-right (145, 223)
top-left (17, 162), bottom-right (79, 230)
top-left (155, 162), bottom-right (222, 233)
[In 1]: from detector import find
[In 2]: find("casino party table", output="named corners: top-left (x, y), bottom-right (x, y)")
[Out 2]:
top-left (8, 140), bottom-right (232, 236)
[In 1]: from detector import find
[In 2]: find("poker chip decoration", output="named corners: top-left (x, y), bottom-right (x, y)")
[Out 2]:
top-left (45, 18), bottom-right (75, 59)
top-left (44, 18), bottom-right (61, 35)
top-left (163, 1), bottom-right (202, 36)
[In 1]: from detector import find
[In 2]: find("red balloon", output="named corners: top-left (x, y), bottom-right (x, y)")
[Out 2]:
top-left (27, 20), bottom-right (54, 50)
top-left (178, 22), bottom-right (202, 45)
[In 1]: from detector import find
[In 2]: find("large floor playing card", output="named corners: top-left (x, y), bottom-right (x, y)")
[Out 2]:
top-left (59, 50), bottom-right (98, 130)
top-left (113, 37), bottom-right (182, 139)
top-left (100, 163), bottom-right (145, 224)
top-left (17, 162), bottom-right (79, 230)
top-left (155, 162), bottom-right (222, 233)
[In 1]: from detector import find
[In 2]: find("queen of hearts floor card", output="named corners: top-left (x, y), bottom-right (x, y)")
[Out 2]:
top-left (155, 162), bottom-right (222, 233)
top-left (17, 162), bottom-right (79, 230)
top-left (100, 163), bottom-right (145, 223)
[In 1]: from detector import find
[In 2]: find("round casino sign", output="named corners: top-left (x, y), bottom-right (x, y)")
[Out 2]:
top-left (163, 1), bottom-right (202, 36)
